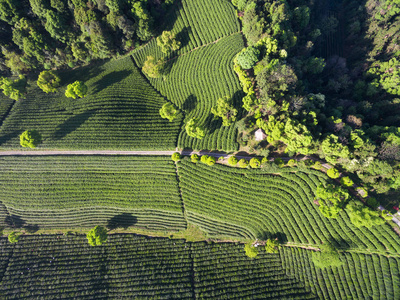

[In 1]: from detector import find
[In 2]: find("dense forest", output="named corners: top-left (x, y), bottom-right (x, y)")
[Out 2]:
top-left (232, 0), bottom-right (400, 210)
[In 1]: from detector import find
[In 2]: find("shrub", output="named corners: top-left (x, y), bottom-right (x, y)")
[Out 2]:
top-left (191, 154), bottom-right (200, 163)
top-left (238, 158), bottom-right (249, 168)
top-left (159, 103), bottom-right (179, 122)
top-left (287, 159), bottom-right (296, 167)
top-left (265, 239), bottom-right (280, 254)
top-left (185, 118), bottom-right (205, 139)
top-left (312, 161), bottom-right (322, 170)
top-left (228, 156), bottom-right (238, 166)
top-left (171, 152), bottom-right (182, 162)
top-left (200, 155), bottom-right (216, 166)
top-left (327, 168), bottom-right (340, 179)
top-left (65, 81), bottom-right (87, 99)
top-left (249, 157), bottom-right (261, 168)
top-left (37, 70), bottom-right (60, 93)
top-left (367, 197), bottom-right (379, 209)
top-left (340, 176), bottom-right (354, 187)
top-left (312, 244), bottom-right (343, 269)
top-left (20, 130), bottom-right (42, 148)
top-left (8, 232), bottom-right (19, 243)
top-left (142, 56), bottom-right (165, 78)
top-left (87, 226), bottom-right (108, 246)
top-left (244, 242), bottom-right (258, 258)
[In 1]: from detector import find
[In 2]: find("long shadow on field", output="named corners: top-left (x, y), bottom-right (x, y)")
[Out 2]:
top-left (257, 232), bottom-right (288, 244)
top-left (5, 215), bottom-right (25, 228)
top-left (0, 130), bottom-right (22, 146)
top-left (182, 94), bottom-right (197, 113)
top-left (204, 113), bottom-right (222, 135)
top-left (58, 61), bottom-right (105, 86)
top-left (53, 110), bottom-right (95, 140)
top-left (107, 213), bottom-right (137, 230)
top-left (91, 70), bottom-right (131, 94)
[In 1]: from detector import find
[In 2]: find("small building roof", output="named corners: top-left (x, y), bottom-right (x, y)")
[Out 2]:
top-left (255, 128), bottom-right (266, 141)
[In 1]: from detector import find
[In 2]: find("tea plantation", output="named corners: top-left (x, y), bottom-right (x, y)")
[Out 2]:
top-left (0, 57), bottom-right (182, 150)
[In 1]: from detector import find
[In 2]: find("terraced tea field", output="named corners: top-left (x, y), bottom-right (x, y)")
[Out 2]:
top-left (0, 156), bottom-right (186, 231)
top-left (0, 57), bottom-right (181, 150)
top-left (133, 0), bottom-right (244, 151)
top-left (178, 160), bottom-right (400, 254)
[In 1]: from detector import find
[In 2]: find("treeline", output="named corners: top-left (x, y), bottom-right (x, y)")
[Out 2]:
top-left (232, 0), bottom-right (400, 205)
top-left (0, 0), bottom-right (175, 75)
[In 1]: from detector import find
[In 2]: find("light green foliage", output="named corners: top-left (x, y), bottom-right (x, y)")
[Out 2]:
top-left (368, 58), bottom-right (400, 96)
top-left (347, 202), bottom-right (385, 228)
top-left (256, 116), bottom-right (284, 144)
top-left (234, 61), bottom-right (253, 94)
top-left (236, 46), bottom-right (260, 70)
top-left (87, 225), bottom-right (108, 246)
top-left (159, 103), bottom-right (179, 122)
top-left (2, 49), bottom-right (29, 74)
top-left (171, 152), bottom-right (182, 162)
top-left (0, 75), bottom-right (26, 100)
top-left (265, 239), bottom-right (280, 254)
top-left (312, 244), bottom-right (343, 269)
top-left (321, 134), bottom-right (350, 164)
top-left (20, 130), bottom-right (42, 148)
top-left (244, 242), bottom-right (258, 258)
top-left (357, 187), bottom-right (368, 198)
top-left (315, 184), bottom-right (349, 218)
top-left (228, 156), bottom-right (238, 166)
top-left (242, 93), bottom-right (259, 111)
top-left (312, 161), bottom-right (322, 170)
top-left (249, 158), bottom-right (261, 168)
top-left (238, 158), bottom-right (249, 168)
top-left (200, 155), bottom-right (216, 166)
top-left (191, 154), bottom-right (200, 163)
top-left (287, 159), bottom-right (296, 167)
top-left (105, 0), bottom-right (121, 12)
top-left (340, 176), bottom-right (354, 187)
top-left (157, 31), bottom-right (181, 54)
top-left (142, 56), bottom-right (165, 79)
top-left (255, 36), bottom-right (278, 57)
top-left (0, 0), bottom-right (20, 24)
top-left (8, 232), bottom-right (19, 243)
top-left (37, 71), bottom-right (60, 93)
top-left (65, 81), bottom-right (88, 99)
top-left (211, 96), bottom-right (238, 126)
top-left (327, 168), bottom-right (340, 179)
top-left (185, 118), bottom-right (205, 139)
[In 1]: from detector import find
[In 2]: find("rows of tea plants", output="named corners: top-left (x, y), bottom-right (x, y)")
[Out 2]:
top-left (0, 94), bottom-right (14, 125)
top-left (0, 57), bottom-right (181, 150)
top-left (192, 242), bottom-right (316, 299)
top-left (177, 160), bottom-right (400, 253)
top-left (0, 235), bottom-right (194, 299)
top-left (134, 34), bottom-right (245, 151)
top-left (133, 0), bottom-right (240, 65)
top-left (0, 156), bottom-right (186, 231)
top-left (0, 234), bottom-right (319, 299)
top-left (281, 247), bottom-right (400, 300)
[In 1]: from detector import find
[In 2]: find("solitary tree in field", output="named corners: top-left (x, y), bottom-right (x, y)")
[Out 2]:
top-left (211, 96), bottom-right (238, 126)
top-left (87, 225), bottom-right (108, 246)
top-left (157, 31), bottom-right (181, 54)
top-left (312, 244), bottom-right (342, 269)
top-left (244, 242), bottom-right (258, 258)
top-left (20, 130), bottom-right (42, 148)
top-left (160, 102), bottom-right (179, 122)
top-left (37, 70), bottom-right (61, 93)
top-left (265, 238), bottom-right (280, 253)
top-left (0, 75), bottom-right (27, 100)
top-left (185, 118), bottom-right (205, 139)
top-left (171, 152), bottom-right (182, 162)
top-left (142, 56), bottom-right (165, 78)
top-left (8, 232), bottom-right (19, 243)
top-left (65, 80), bottom-right (87, 99)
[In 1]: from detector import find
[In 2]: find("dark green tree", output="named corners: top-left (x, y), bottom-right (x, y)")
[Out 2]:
top-left (236, 46), bottom-right (260, 69)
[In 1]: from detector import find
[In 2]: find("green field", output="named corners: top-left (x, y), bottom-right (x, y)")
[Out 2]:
top-left (133, 0), bottom-right (244, 151)
top-left (0, 156), bottom-right (186, 231)
top-left (0, 57), bottom-right (182, 150)
top-left (178, 159), bottom-right (400, 254)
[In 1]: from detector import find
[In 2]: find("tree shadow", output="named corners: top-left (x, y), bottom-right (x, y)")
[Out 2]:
top-left (182, 95), bottom-right (197, 113)
top-left (5, 215), bottom-right (25, 228)
top-left (91, 70), bottom-right (131, 94)
top-left (204, 113), bottom-right (222, 135)
top-left (53, 110), bottom-right (95, 140)
top-left (24, 224), bottom-right (39, 233)
top-left (0, 130), bottom-right (22, 146)
top-left (107, 213), bottom-right (137, 230)
top-left (58, 61), bottom-right (106, 86)
top-left (176, 26), bottom-right (191, 50)
top-left (257, 231), bottom-right (288, 243)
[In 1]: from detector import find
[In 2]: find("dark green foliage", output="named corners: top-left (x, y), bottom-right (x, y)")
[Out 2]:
top-left (19, 130), bottom-right (42, 148)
